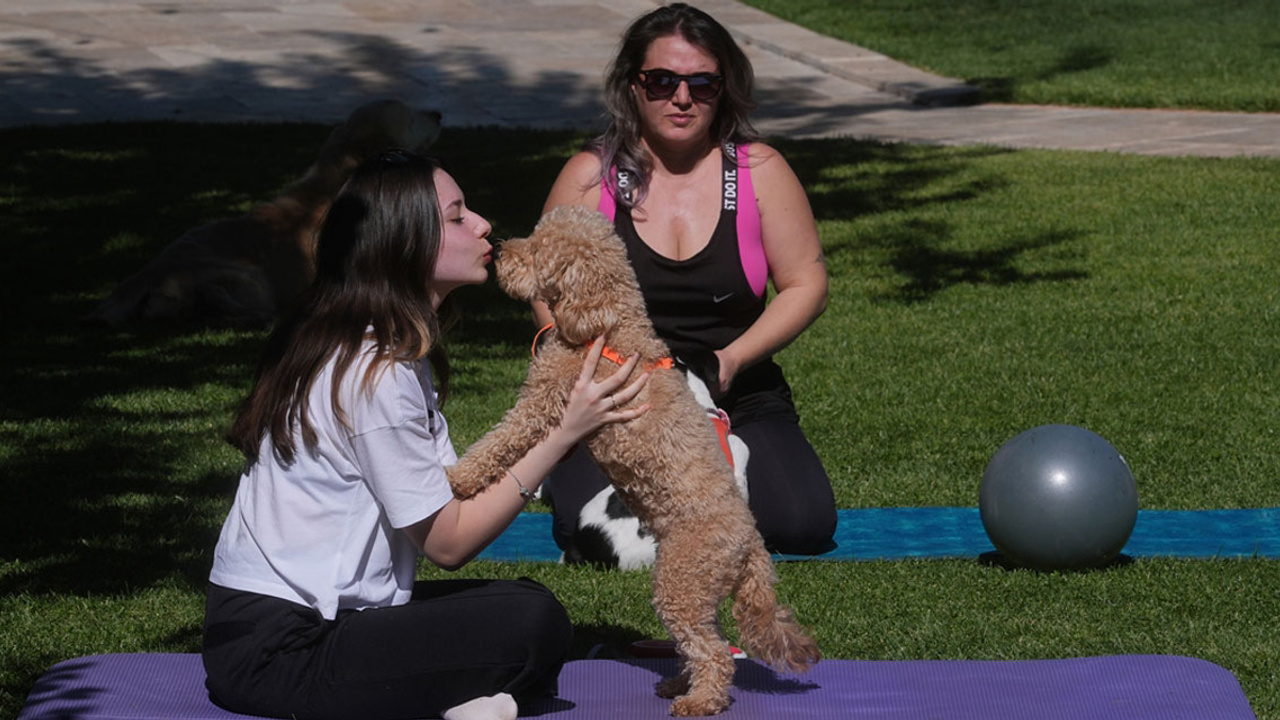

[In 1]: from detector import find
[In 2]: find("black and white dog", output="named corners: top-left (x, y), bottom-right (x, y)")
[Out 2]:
top-left (562, 367), bottom-right (749, 569)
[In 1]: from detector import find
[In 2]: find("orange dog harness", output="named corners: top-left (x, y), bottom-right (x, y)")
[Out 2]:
top-left (533, 323), bottom-right (733, 467)
top-left (533, 323), bottom-right (674, 370)
top-left (710, 409), bottom-right (735, 470)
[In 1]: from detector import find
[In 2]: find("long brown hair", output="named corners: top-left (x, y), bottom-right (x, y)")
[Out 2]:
top-left (228, 150), bottom-right (451, 465)
top-left (590, 2), bottom-right (759, 207)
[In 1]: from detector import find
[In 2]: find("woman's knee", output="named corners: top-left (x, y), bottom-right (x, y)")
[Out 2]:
top-left (498, 579), bottom-right (573, 656)
top-left (489, 580), bottom-right (573, 702)
top-left (761, 519), bottom-right (836, 556)
top-left (751, 492), bottom-right (837, 555)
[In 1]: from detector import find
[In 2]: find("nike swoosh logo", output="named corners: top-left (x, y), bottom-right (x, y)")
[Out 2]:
top-left (713, 293), bottom-right (734, 303)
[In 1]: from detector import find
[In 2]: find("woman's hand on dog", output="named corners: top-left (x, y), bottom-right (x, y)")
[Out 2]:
top-left (408, 341), bottom-right (647, 571)
top-left (556, 336), bottom-right (650, 444)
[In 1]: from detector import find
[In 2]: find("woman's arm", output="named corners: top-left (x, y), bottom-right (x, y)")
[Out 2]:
top-left (543, 150), bottom-right (604, 214)
top-left (532, 151), bottom-right (605, 328)
top-left (403, 338), bottom-right (647, 569)
top-left (714, 143), bottom-right (827, 393)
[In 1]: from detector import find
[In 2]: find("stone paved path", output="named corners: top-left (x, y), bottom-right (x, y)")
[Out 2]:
top-left (1, 0), bottom-right (1276, 157)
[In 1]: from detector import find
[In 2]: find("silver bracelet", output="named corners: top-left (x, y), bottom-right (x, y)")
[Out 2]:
top-left (509, 469), bottom-right (534, 504)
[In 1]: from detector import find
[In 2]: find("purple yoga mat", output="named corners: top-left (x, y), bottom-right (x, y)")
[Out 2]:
top-left (534, 656), bottom-right (1258, 719)
top-left (18, 653), bottom-right (1256, 720)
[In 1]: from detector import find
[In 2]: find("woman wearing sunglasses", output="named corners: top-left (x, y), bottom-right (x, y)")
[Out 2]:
top-left (538, 3), bottom-right (837, 562)
top-left (203, 150), bottom-right (650, 720)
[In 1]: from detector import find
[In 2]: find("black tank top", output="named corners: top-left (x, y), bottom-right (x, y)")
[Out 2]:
top-left (613, 150), bottom-right (765, 361)
top-left (607, 149), bottom-right (797, 423)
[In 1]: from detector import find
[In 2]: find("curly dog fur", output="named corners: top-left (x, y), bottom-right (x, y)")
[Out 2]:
top-left (448, 206), bottom-right (819, 716)
top-left (564, 368), bottom-right (750, 570)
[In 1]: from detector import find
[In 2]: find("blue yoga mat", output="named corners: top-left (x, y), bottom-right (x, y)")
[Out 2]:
top-left (478, 507), bottom-right (1280, 563)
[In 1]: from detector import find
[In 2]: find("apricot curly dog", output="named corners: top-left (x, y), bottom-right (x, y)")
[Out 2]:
top-left (448, 205), bottom-right (819, 716)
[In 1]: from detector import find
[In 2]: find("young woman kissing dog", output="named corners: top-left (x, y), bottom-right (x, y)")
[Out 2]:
top-left (202, 150), bottom-right (649, 720)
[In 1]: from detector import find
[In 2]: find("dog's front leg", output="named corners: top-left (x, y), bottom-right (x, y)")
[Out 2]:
top-left (446, 359), bottom-right (572, 499)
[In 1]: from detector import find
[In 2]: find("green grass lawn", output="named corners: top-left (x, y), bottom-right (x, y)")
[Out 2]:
top-left (1, 123), bottom-right (1277, 718)
top-left (741, 0), bottom-right (1280, 112)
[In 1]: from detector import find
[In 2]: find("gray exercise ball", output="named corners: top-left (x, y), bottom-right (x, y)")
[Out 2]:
top-left (979, 425), bottom-right (1138, 570)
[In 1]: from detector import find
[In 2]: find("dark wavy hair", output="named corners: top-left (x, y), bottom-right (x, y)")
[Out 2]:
top-left (227, 150), bottom-right (452, 465)
top-left (589, 2), bottom-right (759, 208)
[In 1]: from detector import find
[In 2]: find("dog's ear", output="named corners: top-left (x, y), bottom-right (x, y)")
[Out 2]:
top-left (526, 206), bottom-right (627, 344)
top-left (554, 264), bottom-right (619, 344)
top-left (556, 300), bottom-right (618, 345)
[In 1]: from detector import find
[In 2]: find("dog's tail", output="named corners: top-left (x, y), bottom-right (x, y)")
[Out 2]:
top-left (731, 543), bottom-right (820, 674)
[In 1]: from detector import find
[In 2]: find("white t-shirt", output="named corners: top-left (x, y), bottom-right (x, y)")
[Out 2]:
top-left (210, 346), bottom-right (456, 620)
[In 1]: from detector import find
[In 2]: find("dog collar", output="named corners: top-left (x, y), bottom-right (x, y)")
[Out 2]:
top-left (533, 323), bottom-right (674, 370)
top-left (532, 322), bottom-right (557, 358)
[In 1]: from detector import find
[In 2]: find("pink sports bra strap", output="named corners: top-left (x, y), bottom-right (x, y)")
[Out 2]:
top-left (598, 165), bottom-right (618, 222)
top-left (735, 143), bottom-right (767, 298)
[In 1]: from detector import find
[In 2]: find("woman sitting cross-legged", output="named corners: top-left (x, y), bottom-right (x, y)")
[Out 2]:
top-left (202, 150), bottom-right (649, 720)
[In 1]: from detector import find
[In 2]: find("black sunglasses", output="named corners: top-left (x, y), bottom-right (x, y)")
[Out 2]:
top-left (636, 69), bottom-right (723, 102)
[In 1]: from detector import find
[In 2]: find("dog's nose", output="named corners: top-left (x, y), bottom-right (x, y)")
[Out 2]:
top-left (491, 243), bottom-right (503, 263)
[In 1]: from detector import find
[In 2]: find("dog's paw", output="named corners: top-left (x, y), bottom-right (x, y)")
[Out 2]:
top-left (669, 692), bottom-right (730, 717)
top-left (444, 466), bottom-right (486, 500)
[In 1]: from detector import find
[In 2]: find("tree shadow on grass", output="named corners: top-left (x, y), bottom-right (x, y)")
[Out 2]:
top-left (873, 220), bottom-right (1089, 304)
top-left (969, 43), bottom-right (1115, 103)
top-left (0, 326), bottom-right (264, 598)
top-left (780, 138), bottom-right (1013, 221)
top-left (0, 123), bottom-right (574, 603)
top-left (0, 120), bottom-right (1095, 605)
top-left (776, 137), bottom-right (1088, 303)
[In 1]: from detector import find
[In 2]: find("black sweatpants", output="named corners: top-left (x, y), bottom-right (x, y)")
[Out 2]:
top-left (545, 415), bottom-right (838, 557)
top-left (202, 578), bottom-right (572, 720)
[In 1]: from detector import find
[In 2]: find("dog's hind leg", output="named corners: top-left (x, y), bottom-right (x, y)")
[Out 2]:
top-left (731, 543), bottom-right (820, 675)
top-left (650, 529), bottom-right (738, 716)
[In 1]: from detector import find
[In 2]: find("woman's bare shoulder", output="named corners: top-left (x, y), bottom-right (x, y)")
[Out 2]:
top-left (544, 150), bottom-right (604, 212)
top-left (744, 141), bottom-right (789, 172)
top-left (743, 141), bottom-right (804, 193)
